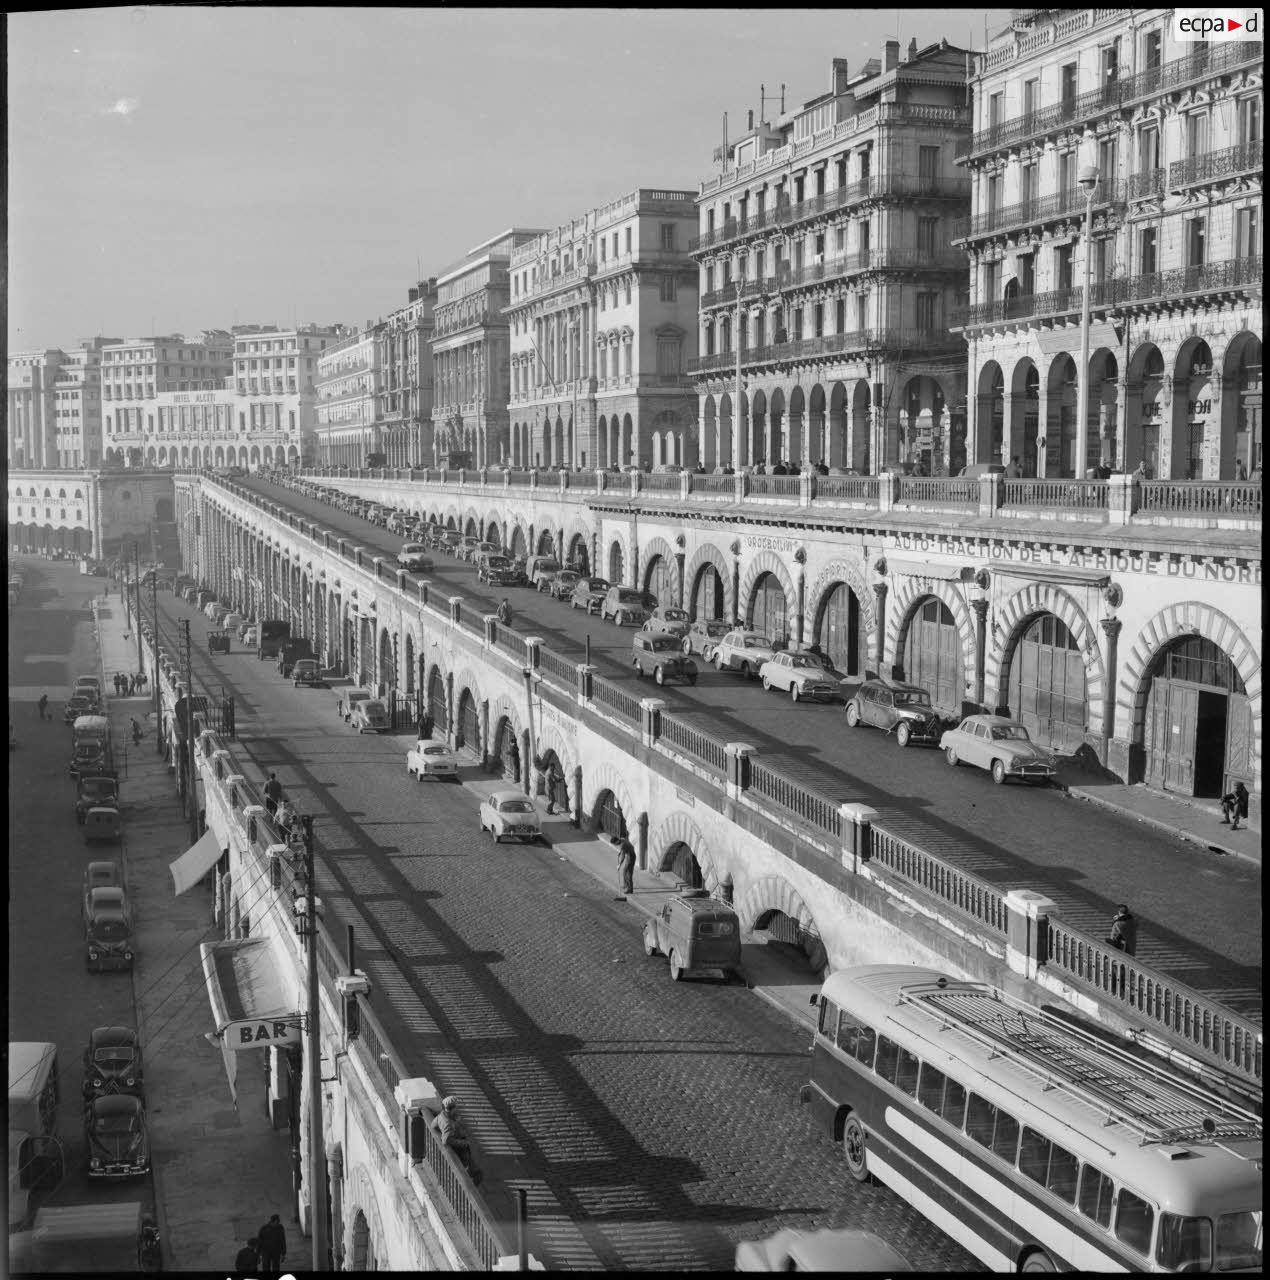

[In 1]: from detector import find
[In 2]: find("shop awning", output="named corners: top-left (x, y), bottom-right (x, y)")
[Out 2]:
top-left (886, 557), bottom-right (973, 582)
top-left (995, 563), bottom-right (1110, 588)
top-left (169, 829), bottom-right (221, 896)
top-left (200, 938), bottom-right (302, 1108)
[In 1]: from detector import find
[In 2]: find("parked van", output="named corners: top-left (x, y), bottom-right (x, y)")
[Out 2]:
top-left (641, 891), bottom-right (742, 982)
top-left (72, 714), bottom-right (112, 759)
top-left (8, 1041), bottom-right (64, 1228)
top-left (526, 556), bottom-right (561, 589)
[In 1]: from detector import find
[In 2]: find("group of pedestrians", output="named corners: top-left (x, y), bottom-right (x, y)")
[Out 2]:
top-left (233, 1213), bottom-right (287, 1274)
top-left (263, 772), bottom-right (301, 837)
top-left (112, 671), bottom-right (146, 696)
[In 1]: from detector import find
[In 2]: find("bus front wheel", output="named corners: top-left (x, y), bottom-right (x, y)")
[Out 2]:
top-left (842, 1113), bottom-right (869, 1183)
top-left (1020, 1250), bottom-right (1057, 1271)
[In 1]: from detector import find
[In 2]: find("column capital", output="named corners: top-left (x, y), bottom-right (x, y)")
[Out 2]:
top-left (1099, 615), bottom-right (1122, 641)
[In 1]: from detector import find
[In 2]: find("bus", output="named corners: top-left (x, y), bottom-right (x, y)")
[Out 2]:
top-left (801, 967), bottom-right (1262, 1273)
top-left (8, 1042), bottom-right (64, 1227)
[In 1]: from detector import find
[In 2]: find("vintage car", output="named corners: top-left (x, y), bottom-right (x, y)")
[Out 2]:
top-left (69, 740), bottom-right (111, 781)
top-left (350, 699), bottom-right (391, 733)
top-left (83, 805), bottom-right (123, 845)
top-left (291, 658), bottom-right (323, 688)
top-left (542, 569), bottom-right (578, 601)
top-left (235, 618), bottom-right (257, 641)
top-left (457, 536), bottom-right (481, 562)
top-left (84, 1094), bottom-right (150, 1179)
top-left (601, 586), bottom-right (651, 627)
top-left (64, 694), bottom-right (95, 724)
top-left (644, 605), bottom-right (690, 639)
top-left (757, 651), bottom-right (838, 702)
top-left (405, 740), bottom-right (459, 782)
top-left (569, 576), bottom-right (610, 614)
top-left (642, 890), bottom-right (742, 983)
top-left (222, 613), bottom-right (245, 633)
top-left (680, 618), bottom-right (731, 659)
top-left (527, 556), bottom-right (562, 589)
top-left (241, 625), bottom-right (258, 649)
top-left (207, 629), bottom-right (231, 655)
top-left (481, 557), bottom-right (525, 587)
top-left (479, 789), bottom-right (542, 844)
top-left (84, 886), bottom-right (134, 971)
top-left (632, 632), bottom-right (698, 686)
top-left (76, 776), bottom-right (121, 823)
top-left (844, 678), bottom-right (943, 746)
top-left (83, 860), bottom-right (122, 897)
top-left (83, 1026), bottom-right (144, 1100)
top-left (939, 714), bottom-right (1057, 785)
top-left (735, 1228), bottom-right (913, 1272)
top-left (338, 687), bottom-right (373, 722)
top-left (74, 675), bottom-right (104, 700)
top-left (712, 630), bottom-right (778, 679)
top-left (397, 543), bottom-right (434, 572)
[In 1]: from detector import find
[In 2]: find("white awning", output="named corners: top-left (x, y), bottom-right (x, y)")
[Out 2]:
top-left (887, 557), bottom-right (972, 582)
top-left (168, 829), bottom-right (222, 896)
top-left (995, 563), bottom-right (1110, 587)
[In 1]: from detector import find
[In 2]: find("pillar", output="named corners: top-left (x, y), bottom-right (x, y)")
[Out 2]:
top-left (972, 597), bottom-right (989, 710)
top-left (871, 581), bottom-right (887, 677)
top-left (1099, 616), bottom-right (1121, 765)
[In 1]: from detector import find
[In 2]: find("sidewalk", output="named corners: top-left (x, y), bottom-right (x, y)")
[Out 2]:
top-left (94, 595), bottom-right (296, 1272)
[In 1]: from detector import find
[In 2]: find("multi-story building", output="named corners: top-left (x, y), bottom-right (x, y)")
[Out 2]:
top-left (690, 40), bottom-right (973, 476)
top-left (376, 280), bottom-right (438, 468)
top-left (8, 339), bottom-right (115, 469)
top-left (100, 331), bottom-right (234, 466)
top-left (231, 324), bottom-right (345, 468)
top-left (507, 189), bottom-right (700, 470)
top-left (314, 328), bottom-right (380, 467)
top-left (431, 229), bottom-right (542, 469)
top-left (50, 338), bottom-right (112, 467)
top-left (953, 9), bottom-right (1262, 480)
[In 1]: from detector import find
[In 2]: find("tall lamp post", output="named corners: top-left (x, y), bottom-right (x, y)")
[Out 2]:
top-left (733, 268), bottom-right (745, 470)
top-left (569, 316), bottom-right (580, 470)
top-left (1075, 163), bottom-right (1100, 480)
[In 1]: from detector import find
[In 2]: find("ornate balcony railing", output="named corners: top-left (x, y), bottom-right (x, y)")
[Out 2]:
top-left (1127, 168), bottom-right (1165, 201)
top-left (952, 180), bottom-right (1124, 242)
top-left (1138, 480), bottom-right (1262, 518)
top-left (1168, 140), bottom-right (1263, 191)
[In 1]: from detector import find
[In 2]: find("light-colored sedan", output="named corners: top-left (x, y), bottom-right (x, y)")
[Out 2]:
top-left (350, 699), bottom-right (391, 733)
top-left (680, 618), bottom-right (730, 659)
top-left (644, 605), bottom-right (690, 638)
top-left (479, 789), bottom-right (542, 844)
top-left (758, 651), bottom-right (838, 702)
top-left (712, 629), bottom-right (778, 679)
top-left (938, 714), bottom-right (1057, 785)
top-left (406, 740), bottom-right (459, 782)
top-left (397, 543), bottom-right (434, 572)
top-left (735, 1227), bottom-right (912, 1272)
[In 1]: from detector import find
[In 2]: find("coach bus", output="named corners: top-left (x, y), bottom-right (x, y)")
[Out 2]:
top-left (8, 1042), bottom-right (64, 1227)
top-left (801, 967), bottom-right (1262, 1272)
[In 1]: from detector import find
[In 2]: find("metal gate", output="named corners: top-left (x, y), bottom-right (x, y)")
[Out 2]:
top-left (455, 689), bottom-right (480, 752)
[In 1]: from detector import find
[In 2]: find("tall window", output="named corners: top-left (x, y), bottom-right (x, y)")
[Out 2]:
top-left (856, 292), bottom-right (869, 331)
top-left (1023, 78), bottom-right (1039, 120)
top-left (1236, 207), bottom-right (1259, 259)
top-left (919, 145), bottom-right (939, 188)
top-left (989, 92), bottom-right (1004, 128)
top-left (859, 219), bottom-right (871, 255)
top-left (1101, 38), bottom-right (1120, 86)
top-left (1020, 163), bottom-right (1037, 207)
top-left (916, 293), bottom-right (937, 332)
top-left (660, 223), bottom-right (675, 251)
top-left (1055, 242), bottom-right (1075, 291)
top-left (813, 303), bottom-right (825, 337)
top-left (1237, 96), bottom-right (1261, 144)
top-left (1139, 227), bottom-right (1158, 275)
top-left (917, 217), bottom-right (938, 256)
top-left (1186, 111), bottom-right (1209, 157)
top-left (1187, 218), bottom-right (1206, 268)
top-left (1060, 63), bottom-right (1078, 107)
top-left (659, 275), bottom-right (676, 303)
top-left (1138, 124), bottom-right (1160, 171)
top-left (705, 264), bottom-right (715, 293)
top-left (987, 172), bottom-right (1004, 214)
top-left (1142, 29), bottom-right (1162, 70)
top-left (859, 146), bottom-right (871, 183)
top-left (1098, 136), bottom-right (1118, 188)
top-left (1058, 151), bottom-right (1076, 194)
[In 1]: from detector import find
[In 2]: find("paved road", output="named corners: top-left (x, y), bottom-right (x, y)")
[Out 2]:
top-left (235, 477), bottom-right (1263, 1002)
top-left (7, 563), bottom-right (157, 1225)
top-left (144, 575), bottom-right (979, 1270)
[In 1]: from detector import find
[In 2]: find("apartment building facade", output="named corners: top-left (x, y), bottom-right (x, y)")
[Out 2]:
top-left (507, 189), bottom-right (699, 470)
top-left (953, 8), bottom-right (1262, 481)
top-left (315, 328), bottom-right (380, 467)
top-left (8, 340), bottom-right (114, 469)
top-left (690, 40), bottom-right (973, 476)
top-left (431, 229), bottom-right (542, 468)
top-left (376, 280), bottom-right (438, 468)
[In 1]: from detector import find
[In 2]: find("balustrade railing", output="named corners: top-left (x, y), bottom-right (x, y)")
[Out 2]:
top-left (589, 677), bottom-right (642, 724)
top-left (693, 474), bottom-right (736, 495)
top-left (896, 475), bottom-right (978, 504)
top-left (492, 626), bottom-right (527, 662)
top-left (747, 761), bottom-right (842, 838)
top-left (814, 474), bottom-right (879, 501)
top-left (657, 713), bottom-right (728, 774)
top-left (1169, 139), bottom-right (1263, 190)
top-left (1001, 478), bottom-right (1111, 510)
top-left (535, 646), bottom-right (578, 686)
top-left (1138, 479), bottom-right (1262, 517)
top-left (642, 473), bottom-right (682, 493)
top-left (748, 474), bottom-right (801, 498)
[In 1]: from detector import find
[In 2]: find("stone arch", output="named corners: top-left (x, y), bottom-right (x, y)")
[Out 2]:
top-left (806, 556), bottom-right (878, 643)
top-left (682, 540), bottom-right (733, 621)
top-left (646, 811), bottom-right (723, 894)
top-left (986, 583), bottom-right (1105, 726)
top-left (579, 758), bottom-right (637, 828)
top-left (734, 874), bottom-right (826, 970)
top-left (638, 534), bottom-right (680, 599)
top-left (737, 550), bottom-right (798, 633)
top-left (885, 576), bottom-right (977, 682)
top-left (1120, 602), bottom-right (1261, 760)
top-left (605, 531), bottom-right (630, 584)
top-left (345, 1161), bottom-right (387, 1271)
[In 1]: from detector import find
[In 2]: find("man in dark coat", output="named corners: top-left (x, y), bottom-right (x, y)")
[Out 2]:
top-left (234, 1237), bottom-right (259, 1273)
top-left (1106, 904), bottom-right (1137, 956)
top-left (616, 837), bottom-right (636, 895)
top-left (256, 1214), bottom-right (286, 1273)
top-left (263, 772), bottom-right (283, 817)
top-left (1221, 781), bottom-right (1249, 831)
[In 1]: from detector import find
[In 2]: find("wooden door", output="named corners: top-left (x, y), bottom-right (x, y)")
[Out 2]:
top-left (1148, 679), bottom-right (1199, 793)
top-left (1223, 691), bottom-right (1254, 792)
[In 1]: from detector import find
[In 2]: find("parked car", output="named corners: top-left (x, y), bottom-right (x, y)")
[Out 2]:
top-left (82, 1026), bottom-right (144, 1100)
top-left (644, 605), bottom-right (690, 639)
top-left (386, 511), bottom-right (411, 535)
top-left (481, 557), bottom-right (524, 587)
top-left (570, 576), bottom-right (610, 614)
top-left (712, 629), bottom-right (778, 679)
top-left (350, 699), bottom-right (391, 733)
top-left (64, 694), bottom-right (95, 724)
top-left (527, 556), bottom-right (561, 589)
top-left (84, 1094), bottom-right (150, 1178)
top-left (74, 675), bottom-right (104, 700)
top-left (82, 860), bottom-right (122, 898)
top-left (222, 613), bottom-right (245, 633)
top-left (84, 885), bottom-right (134, 971)
top-left (405, 740), bottom-right (459, 782)
top-left (397, 543), bottom-right (434, 572)
top-left (76, 775), bottom-right (120, 824)
top-left (641, 890), bottom-right (741, 982)
top-left (457, 536), bottom-right (481, 562)
top-left (477, 554), bottom-right (510, 585)
top-left (69, 740), bottom-right (111, 780)
top-left (758, 651), bottom-right (838, 702)
top-left (338, 688), bottom-right (373, 722)
top-left (291, 658), bottom-right (323, 687)
top-left (632, 632), bottom-right (698, 686)
top-left (242, 625), bottom-right (258, 648)
top-left (680, 618), bottom-right (730, 659)
top-left (207, 629), bottom-right (230, 655)
top-left (938, 714), bottom-right (1057, 785)
top-left (601, 586), bottom-right (651, 627)
top-left (549, 569), bottom-right (582, 601)
top-left (844, 678), bottom-right (943, 747)
top-left (472, 541), bottom-right (499, 567)
top-left (735, 1227), bottom-right (913, 1272)
top-left (235, 618), bottom-right (256, 641)
top-left (479, 790), bottom-right (543, 844)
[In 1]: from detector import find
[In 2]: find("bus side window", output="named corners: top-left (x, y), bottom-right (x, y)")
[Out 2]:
top-left (835, 1013), bottom-right (874, 1063)
top-left (992, 1110), bottom-right (1020, 1164)
top-left (875, 1036), bottom-right (901, 1084)
top-left (1114, 1188), bottom-right (1156, 1256)
top-left (942, 1078), bottom-right (966, 1128)
top-left (1078, 1164), bottom-right (1114, 1228)
top-left (966, 1093), bottom-right (995, 1147)
top-left (894, 1047), bottom-right (920, 1097)
top-left (819, 998), bottom-right (839, 1039)
top-left (917, 1063), bottom-right (945, 1112)
top-left (967, 1093), bottom-right (1020, 1164)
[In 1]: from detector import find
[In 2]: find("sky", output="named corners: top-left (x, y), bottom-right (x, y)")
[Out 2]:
top-left (8, 6), bottom-right (1010, 352)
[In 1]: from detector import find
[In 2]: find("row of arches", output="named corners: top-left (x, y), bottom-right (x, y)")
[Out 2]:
top-left (507, 406), bottom-right (695, 471)
top-left (101, 444), bottom-right (302, 468)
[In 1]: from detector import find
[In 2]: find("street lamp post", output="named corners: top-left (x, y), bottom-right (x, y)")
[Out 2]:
top-left (570, 316), bottom-right (580, 470)
top-left (733, 271), bottom-right (744, 469)
top-left (1076, 163), bottom-right (1100, 480)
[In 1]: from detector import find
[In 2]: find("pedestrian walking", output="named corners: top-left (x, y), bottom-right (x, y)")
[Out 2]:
top-left (112, 673), bottom-right (122, 697)
top-left (1004, 456), bottom-right (1022, 479)
top-left (233, 1237), bottom-right (259, 1273)
top-left (616, 836), bottom-right (636, 895)
top-left (263, 772), bottom-right (283, 817)
top-left (255, 1214), bottom-right (287, 1274)
top-left (136, 670), bottom-right (147, 693)
top-left (437, 1096), bottom-right (482, 1185)
top-left (37, 693), bottom-right (49, 720)
top-left (1220, 781), bottom-right (1249, 831)
top-left (128, 673), bottom-right (136, 696)
top-left (1106, 904), bottom-right (1138, 957)
top-left (1235, 458), bottom-right (1248, 482)
top-left (544, 759), bottom-right (564, 815)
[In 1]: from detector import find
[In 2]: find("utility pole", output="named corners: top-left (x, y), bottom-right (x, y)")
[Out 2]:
top-left (180, 620), bottom-right (198, 845)
top-left (300, 815), bottom-right (329, 1272)
top-left (150, 570), bottom-right (161, 754)
top-left (132, 543), bottom-right (145, 679)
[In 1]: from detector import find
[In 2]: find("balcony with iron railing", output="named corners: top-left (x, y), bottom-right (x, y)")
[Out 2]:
top-left (952, 180), bottom-right (1125, 242)
top-left (1169, 139), bottom-right (1263, 192)
top-left (957, 41), bottom-right (1263, 162)
top-left (688, 327), bottom-right (953, 375)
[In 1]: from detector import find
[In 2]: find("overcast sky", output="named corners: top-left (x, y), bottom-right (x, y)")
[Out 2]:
top-left (8, 6), bottom-right (1009, 351)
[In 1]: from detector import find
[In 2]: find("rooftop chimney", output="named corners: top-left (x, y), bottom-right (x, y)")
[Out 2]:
top-left (908, 37), bottom-right (918, 62)
top-left (747, 108), bottom-right (754, 129)
top-left (408, 287), bottom-right (419, 303)
top-left (885, 40), bottom-right (900, 71)
top-left (832, 57), bottom-right (850, 95)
